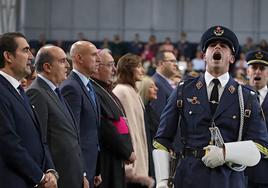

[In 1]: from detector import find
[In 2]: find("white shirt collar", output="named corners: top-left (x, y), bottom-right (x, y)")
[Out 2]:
top-left (258, 85), bottom-right (268, 105)
top-left (73, 69), bottom-right (90, 87)
top-left (205, 71), bottom-right (229, 88)
top-left (0, 70), bottom-right (21, 91)
top-left (156, 71), bottom-right (174, 87)
top-left (38, 74), bottom-right (57, 91)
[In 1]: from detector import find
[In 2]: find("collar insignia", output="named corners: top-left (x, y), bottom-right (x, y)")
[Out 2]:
top-left (196, 81), bottom-right (203, 90)
top-left (214, 26), bottom-right (224, 36)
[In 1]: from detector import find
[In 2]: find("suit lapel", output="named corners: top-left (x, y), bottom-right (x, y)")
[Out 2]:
top-left (37, 77), bottom-right (78, 131)
top-left (0, 75), bottom-right (38, 123)
top-left (71, 72), bottom-right (98, 115)
top-left (214, 78), bottom-right (238, 119)
top-left (262, 93), bottom-right (268, 113)
top-left (156, 73), bottom-right (173, 92)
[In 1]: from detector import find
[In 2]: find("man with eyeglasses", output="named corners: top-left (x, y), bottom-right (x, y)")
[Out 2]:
top-left (151, 51), bottom-right (178, 120)
top-left (245, 50), bottom-right (268, 188)
top-left (91, 48), bottom-right (136, 188)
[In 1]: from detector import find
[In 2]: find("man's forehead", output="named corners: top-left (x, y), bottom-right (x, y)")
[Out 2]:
top-left (15, 37), bottom-right (30, 48)
top-left (164, 52), bottom-right (176, 59)
top-left (251, 63), bottom-right (268, 68)
top-left (102, 52), bottom-right (113, 61)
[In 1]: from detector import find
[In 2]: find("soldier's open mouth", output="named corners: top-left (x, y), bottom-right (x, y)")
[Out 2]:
top-left (213, 52), bottom-right (221, 60)
top-left (254, 77), bottom-right (261, 81)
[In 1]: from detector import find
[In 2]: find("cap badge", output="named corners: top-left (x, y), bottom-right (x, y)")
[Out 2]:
top-left (255, 51), bottom-right (263, 59)
top-left (214, 26), bottom-right (224, 36)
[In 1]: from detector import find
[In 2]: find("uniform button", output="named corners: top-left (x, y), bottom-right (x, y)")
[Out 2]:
top-left (232, 115), bottom-right (236, 119)
top-left (189, 111), bottom-right (192, 115)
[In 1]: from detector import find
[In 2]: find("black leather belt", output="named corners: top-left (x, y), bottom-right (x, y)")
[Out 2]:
top-left (183, 148), bottom-right (206, 158)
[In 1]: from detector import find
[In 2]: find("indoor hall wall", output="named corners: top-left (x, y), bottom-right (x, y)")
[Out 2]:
top-left (21, 0), bottom-right (268, 44)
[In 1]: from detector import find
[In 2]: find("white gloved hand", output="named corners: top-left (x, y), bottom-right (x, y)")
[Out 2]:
top-left (156, 180), bottom-right (169, 188)
top-left (202, 145), bottom-right (225, 168)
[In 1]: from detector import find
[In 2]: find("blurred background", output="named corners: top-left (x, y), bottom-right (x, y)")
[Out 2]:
top-left (1, 0), bottom-right (268, 42)
top-left (1, 0), bottom-right (267, 82)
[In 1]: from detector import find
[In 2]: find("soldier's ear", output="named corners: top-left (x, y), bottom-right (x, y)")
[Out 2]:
top-left (203, 53), bottom-right (207, 62)
top-left (230, 55), bottom-right (235, 64)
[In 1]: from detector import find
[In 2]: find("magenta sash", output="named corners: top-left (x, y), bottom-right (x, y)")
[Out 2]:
top-left (113, 117), bottom-right (129, 134)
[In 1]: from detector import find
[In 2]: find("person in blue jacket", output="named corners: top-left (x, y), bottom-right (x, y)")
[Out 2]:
top-left (245, 50), bottom-right (268, 188)
top-left (153, 26), bottom-right (268, 188)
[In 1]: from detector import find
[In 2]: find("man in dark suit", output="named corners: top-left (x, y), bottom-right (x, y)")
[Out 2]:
top-left (26, 45), bottom-right (88, 188)
top-left (245, 50), bottom-right (268, 188)
top-left (150, 51), bottom-right (178, 118)
top-left (0, 32), bottom-right (57, 188)
top-left (60, 41), bottom-right (101, 187)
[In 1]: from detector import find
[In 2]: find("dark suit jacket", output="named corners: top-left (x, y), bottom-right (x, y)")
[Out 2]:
top-left (246, 92), bottom-right (268, 184)
top-left (26, 77), bottom-right (84, 188)
top-left (60, 71), bottom-right (100, 184)
top-left (0, 75), bottom-right (54, 188)
top-left (151, 72), bottom-right (174, 118)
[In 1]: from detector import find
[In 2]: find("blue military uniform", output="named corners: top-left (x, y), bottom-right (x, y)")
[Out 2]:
top-left (153, 26), bottom-right (268, 188)
top-left (245, 50), bottom-right (268, 187)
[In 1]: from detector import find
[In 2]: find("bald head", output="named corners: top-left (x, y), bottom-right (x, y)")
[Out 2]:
top-left (70, 41), bottom-right (96, 58)
top-left (70, 40), bottom-right (99, 77)
top-left (35, 45), bottom-right (65, 72)
top-left (35, 45), bottom-right (69, 85)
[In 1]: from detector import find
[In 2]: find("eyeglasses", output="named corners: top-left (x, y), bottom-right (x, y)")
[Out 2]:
top-left (162, 59), bottom-right (177, 63)
top-left (99, 62), bottom-right (115, 67)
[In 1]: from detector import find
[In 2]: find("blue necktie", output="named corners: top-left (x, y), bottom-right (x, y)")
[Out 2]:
top-left (17, 85), bottom-right (33, 115)
top-left (55, 88), bottom-right (69, 113)
top-left (87, 81), bottom-right (96, 107)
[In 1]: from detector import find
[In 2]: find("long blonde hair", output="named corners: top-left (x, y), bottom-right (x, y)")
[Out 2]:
top-left (137, 76), bottom-right (155, 105)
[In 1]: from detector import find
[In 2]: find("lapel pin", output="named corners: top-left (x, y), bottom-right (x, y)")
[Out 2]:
top-left (228, 85), bottom-right (235, 94)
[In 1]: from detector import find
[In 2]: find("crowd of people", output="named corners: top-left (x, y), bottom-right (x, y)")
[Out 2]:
top-left (0, 25), bottom-right (268, 188)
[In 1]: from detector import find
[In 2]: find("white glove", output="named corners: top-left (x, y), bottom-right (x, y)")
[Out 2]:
top-left (153, 149), bottom-right (170, 187)
top-left (156, 180), bottom-right (169, 188)
top-left (202, 145), bottom-right (225, 168)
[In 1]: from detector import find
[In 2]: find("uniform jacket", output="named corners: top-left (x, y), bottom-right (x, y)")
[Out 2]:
top-left (0, 75), bottom-right (54, 188)
top-left (60, 71), bottom-right (100, 184)
top-left (92, 79), bottom-right (133, 188)
top-left (26, 77), bottom-right (84, 188)
top-left (151, 72), bottom-right (174, 118)
top-left (155, 75), bottom-right (268, 188)
top-left (246, 92), bottom-right (268, 184)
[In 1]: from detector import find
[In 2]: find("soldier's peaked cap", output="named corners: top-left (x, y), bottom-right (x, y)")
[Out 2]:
top-left (246, 50), bottom-right (268, 66)
top-left (200, 25), bottom-right (239, 55)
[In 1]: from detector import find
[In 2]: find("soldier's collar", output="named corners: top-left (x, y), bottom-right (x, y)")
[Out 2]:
top-left (204, 71), bottom-right (229, 88)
